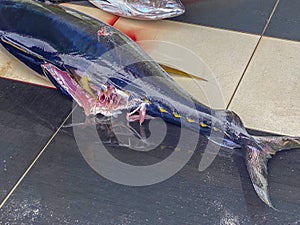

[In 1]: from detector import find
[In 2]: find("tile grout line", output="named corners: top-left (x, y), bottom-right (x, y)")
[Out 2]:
top-left (0, 106), bottom-right (76, 209)
top-left (226, 0), bottom-right (280, 109)
top-left (227, 1), bottom-right (280, 214)
top-left (261, 0), bottom-right (281, 35)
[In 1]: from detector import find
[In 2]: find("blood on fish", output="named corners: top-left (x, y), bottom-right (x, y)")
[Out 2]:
top-left (108, 16), bottom-right (119, 26)
top-left (124, 32), bottom-right (137, 42)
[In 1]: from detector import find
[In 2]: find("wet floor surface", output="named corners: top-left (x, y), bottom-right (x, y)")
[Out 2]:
top-left (0, 0), bottom-right (300, 224)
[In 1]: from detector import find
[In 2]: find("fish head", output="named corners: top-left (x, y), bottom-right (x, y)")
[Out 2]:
top-left (89, 0), bottom-right (185, 20)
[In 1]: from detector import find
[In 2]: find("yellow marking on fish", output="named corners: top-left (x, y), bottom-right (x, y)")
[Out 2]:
top-left (159, 108), bottom-right (167, 113)
top-left (159, 63), bottom-right (207, 81)
top-left (200, 122), bottom-right (208, 128)
top-left (144, 98), bottom-right (152, 104)
top-left (160, 145), bottom-right (166, 150)
top-left (173, 113), bottom-right (181, 118)
top-left (80, 76), bottom-right (95, 98)
top-left (213, 127), bottom-right (219, 132)
top-left (187, 118), bottom-right (195, 123)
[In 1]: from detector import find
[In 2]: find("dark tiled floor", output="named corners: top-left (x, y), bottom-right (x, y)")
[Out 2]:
top-left (171, 0), bottom-right (278, 35)
top-left (265, 0), bottom-right (300, 41)
top-left (0, 109), bottom-right (300, 224)
top-left (0, 78), bottom-right (72, 202)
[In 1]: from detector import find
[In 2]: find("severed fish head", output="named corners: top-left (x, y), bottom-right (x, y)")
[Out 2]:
top-left (89, 0), bottom-right (185, 20)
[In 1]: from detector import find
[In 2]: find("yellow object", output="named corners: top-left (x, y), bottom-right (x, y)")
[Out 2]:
top-left (200, 122), bottom-right (208, 128)
top-left (173, 113), bottom-right (181, 118)
top-left (187, 118), bottom-right (195, 123)
top-left (213, 127), bottom-right (219, 132)
top-left (159, 64), bottom-right (207, 81)
top-left (144, 98), bottom-right (152, 104)
top-left (80, 76), bottom-right (96, 98)
top-left (159, 108), bottom-right (167, 113)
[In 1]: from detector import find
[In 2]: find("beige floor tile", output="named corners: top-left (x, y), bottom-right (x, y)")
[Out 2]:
top-left (229, 37), bottom-right (300, 136)
top-left (0, 45), bottom-right (53, 87)
top-left (114, 19), bottom-right (259, 108)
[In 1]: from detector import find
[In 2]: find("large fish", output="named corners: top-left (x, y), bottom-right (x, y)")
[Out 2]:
top-left (88, 0), bottom-right (185, 20)
top-left (0, 0), bottom-right (299, 208)
top-left (38, 0), bottom-right (185, 20)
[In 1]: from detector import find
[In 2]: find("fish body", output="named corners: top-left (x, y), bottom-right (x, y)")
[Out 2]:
top-left (0, 0), bottom-right (299, 208)
top-left (88, 0), bottom-right (185, 20)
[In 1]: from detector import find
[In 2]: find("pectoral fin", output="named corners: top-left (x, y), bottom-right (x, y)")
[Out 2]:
top-left (0, 34), bottom-right (44, 60)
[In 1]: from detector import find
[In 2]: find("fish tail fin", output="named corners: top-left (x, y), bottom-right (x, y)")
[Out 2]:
top-left (243, 135), bottom-right (300, 209)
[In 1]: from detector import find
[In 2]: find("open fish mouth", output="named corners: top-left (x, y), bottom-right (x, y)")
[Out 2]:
top-left (89, 0), bottom-right (185, 20)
